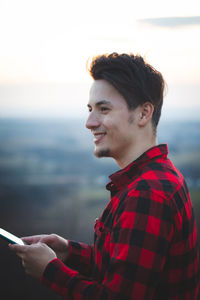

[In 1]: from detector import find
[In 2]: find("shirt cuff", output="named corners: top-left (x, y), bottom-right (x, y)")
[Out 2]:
top-left (40, 258), bottom-right (78, 296)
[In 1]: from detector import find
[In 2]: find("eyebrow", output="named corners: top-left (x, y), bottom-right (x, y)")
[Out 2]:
top-left (87, 100), bottom-right (112, 108)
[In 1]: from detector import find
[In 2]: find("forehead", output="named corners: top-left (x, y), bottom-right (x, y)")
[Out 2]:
top-left (88, 79), bottom-right (128, 108)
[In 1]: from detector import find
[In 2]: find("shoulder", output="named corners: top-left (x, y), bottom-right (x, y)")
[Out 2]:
top-left (113, 157), bottom-right (190, 223)
top-left (128, 157), bottom-right (185, 200)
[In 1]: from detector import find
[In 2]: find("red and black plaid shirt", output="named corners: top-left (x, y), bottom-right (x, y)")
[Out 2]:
top-left (41, 144), bottom-right (199, 299)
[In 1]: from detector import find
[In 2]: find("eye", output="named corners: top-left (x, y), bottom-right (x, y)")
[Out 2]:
top-left (100, 106), bottom-right (109, 112)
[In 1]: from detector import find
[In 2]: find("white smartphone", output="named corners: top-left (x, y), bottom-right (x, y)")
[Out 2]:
top-left (0, 228), bottom-right (25, 245)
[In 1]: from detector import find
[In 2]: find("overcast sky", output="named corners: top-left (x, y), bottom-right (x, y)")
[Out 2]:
top-left (0, 0), bottom-right (199, 120)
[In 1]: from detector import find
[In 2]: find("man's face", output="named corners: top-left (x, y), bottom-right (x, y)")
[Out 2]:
top-left (86, 79), bottom-right (139, 162)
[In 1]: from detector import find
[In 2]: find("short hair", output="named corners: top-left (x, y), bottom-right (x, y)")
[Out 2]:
top-left (88, 52), bottom-right (166, 129)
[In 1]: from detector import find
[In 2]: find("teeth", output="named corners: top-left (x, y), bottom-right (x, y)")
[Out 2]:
top-left (93, 132), bottom-right (105, 142)
top-left (94, 132), bottom-right (105, 135)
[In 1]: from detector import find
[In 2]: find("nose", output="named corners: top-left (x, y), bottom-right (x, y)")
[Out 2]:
top-left (85, 111), bottom-right (100, 130)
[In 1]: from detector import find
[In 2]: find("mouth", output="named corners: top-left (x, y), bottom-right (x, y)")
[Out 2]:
top-left (93, 132), bottom-right (106, 144)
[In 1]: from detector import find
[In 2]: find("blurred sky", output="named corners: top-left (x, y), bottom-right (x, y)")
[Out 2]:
top-left (0, 0), bottom-right (199, 120)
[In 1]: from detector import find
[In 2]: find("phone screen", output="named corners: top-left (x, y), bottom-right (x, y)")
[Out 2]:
top-left (0, 228), bottom-right (25, 245)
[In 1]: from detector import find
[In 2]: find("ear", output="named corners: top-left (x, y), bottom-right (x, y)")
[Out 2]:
top-left (138, 102), bottom-right (154, 127)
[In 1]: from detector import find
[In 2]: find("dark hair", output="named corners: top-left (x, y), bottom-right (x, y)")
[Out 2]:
top-left (88, 52), bottom-right (165, 128)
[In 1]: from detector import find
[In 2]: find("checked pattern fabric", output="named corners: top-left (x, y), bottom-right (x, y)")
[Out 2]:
top-left (41, 144), bottom-right (199, 299)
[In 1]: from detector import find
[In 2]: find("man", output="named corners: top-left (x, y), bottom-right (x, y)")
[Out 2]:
top-left (10, 53), bottom-right (199, 299)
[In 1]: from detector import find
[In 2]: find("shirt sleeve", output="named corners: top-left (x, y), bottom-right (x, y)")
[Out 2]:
top-left (64, 240), bottom-right (94, 276)
top-left (41, 190), bottom-right (174, 300)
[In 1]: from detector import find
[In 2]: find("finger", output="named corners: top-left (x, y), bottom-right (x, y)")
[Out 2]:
top-left (21, 236), bottom-right (42, 244)
top-left (9, 246), bottom-right (24, 259)
top-left (21, 260), bottom-right (29, 274)
top-left (22, 260), bottom-right (25, 267)
top-left (9, 243), bottom-right (28, 253)
top-left (22, 235), bottom-right (55, 247)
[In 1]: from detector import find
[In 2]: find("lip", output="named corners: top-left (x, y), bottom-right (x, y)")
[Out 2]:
top-left (93, 132), bottom-right (106, 144)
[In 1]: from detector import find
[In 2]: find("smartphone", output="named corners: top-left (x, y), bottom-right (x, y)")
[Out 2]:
top-left (0, 228), bottom-right (25, 245)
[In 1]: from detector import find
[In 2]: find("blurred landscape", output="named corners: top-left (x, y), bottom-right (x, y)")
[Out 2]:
top-left (0, 117), bottom-right (200, 299)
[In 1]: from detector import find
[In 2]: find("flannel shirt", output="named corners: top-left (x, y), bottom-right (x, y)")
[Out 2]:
top-left (41, 144), bottom-right (199, 299)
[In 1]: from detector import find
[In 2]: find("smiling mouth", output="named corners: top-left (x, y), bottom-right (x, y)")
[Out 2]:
top-left (93, 132), bottom-right (106, 143)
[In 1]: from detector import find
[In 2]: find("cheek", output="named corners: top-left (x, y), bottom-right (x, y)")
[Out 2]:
top-left (104, 113), bottom-right (133, 141)
top-left (112, 123), bottom-right (133, 145)
top-left (107, 123), bottom-right (120, 138)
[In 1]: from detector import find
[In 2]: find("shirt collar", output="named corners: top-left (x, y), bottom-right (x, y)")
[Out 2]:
top-left (106, 144), bottom-right (168, 191)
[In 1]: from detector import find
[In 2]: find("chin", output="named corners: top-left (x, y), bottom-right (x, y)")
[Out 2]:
top-left (94, 147), bottom-right (111, 158)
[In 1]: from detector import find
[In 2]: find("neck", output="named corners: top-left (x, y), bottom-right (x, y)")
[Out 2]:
top-left (116, 134), bottom-right (157, 169)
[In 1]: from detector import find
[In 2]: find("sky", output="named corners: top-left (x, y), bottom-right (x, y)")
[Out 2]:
top-left (0, 0), bottom-right (200, 120)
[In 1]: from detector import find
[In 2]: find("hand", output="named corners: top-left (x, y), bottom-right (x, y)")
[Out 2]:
top-left (21, 234), bottom-right (70, 262)
top-left (9, 242), bottom-right (57, 278)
